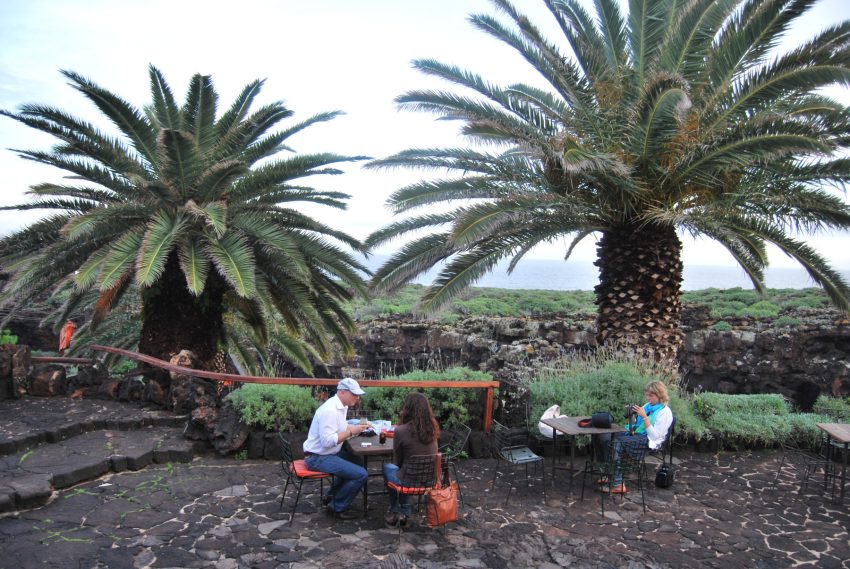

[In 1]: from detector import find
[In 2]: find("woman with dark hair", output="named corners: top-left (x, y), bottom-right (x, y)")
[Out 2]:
top-left (382, 392), bottom-right (440, 527)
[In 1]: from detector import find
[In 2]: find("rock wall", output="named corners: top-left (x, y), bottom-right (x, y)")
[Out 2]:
top-left (325, 309), bottom-right (850, 407)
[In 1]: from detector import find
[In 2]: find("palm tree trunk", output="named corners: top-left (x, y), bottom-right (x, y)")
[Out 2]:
top-left (138, 253), bottom-right (225, 370)
top-left (594, 223), bottom-right (683, 369)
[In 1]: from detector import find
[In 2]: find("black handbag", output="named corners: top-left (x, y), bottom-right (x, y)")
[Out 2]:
top-left (590, 412), bottom-right (612, 428)
top-left (655, 463), bottom-right (675, 488)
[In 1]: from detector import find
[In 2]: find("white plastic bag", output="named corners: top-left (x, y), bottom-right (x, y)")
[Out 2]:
top-left (538, 404), bottom-right (562, 438)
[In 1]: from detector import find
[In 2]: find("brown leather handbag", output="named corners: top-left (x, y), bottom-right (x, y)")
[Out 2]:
top-left (426, 453), bottom-right (458, 527)
top-left (426, 481), bottom-right (459, 528)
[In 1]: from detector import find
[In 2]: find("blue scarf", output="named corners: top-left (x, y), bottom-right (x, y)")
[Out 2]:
top-left (634, 402), bottom-right (665, 435)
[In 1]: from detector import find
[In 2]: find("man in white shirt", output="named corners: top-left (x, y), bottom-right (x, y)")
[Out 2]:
top-left (303, 378), bottom-right (370, 518)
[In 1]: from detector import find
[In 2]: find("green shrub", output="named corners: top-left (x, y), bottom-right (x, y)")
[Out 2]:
top-left (360, 367), bottom-right (493, 430)
top-left (453, 297), bottom-right (520, 317)
top-left (813, 396), bottom-right (850, 422)
top-left (690, 392), bottom-right (829, 448)
top-left (693, 393), bottom-right (790, 421)
top-left (713, 321), bottom-right (732, 332)
top-left (771, 316), bottom-right (801, 328)
top-left (742, 300), bottom-right (780, 318)
top-left (227, 384), bottom-right (319, 431)
top-left (110, 359), bottom-right (137, 374)
top-left (0, 329), bottom-right (18, 346)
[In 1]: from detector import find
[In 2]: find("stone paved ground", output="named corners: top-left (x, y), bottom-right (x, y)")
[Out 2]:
top-left (1, 445), bottom-right (848, 569)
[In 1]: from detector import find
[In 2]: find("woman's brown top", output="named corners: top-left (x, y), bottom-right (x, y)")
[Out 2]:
top-left (392, 423), bottom-right (439, 480)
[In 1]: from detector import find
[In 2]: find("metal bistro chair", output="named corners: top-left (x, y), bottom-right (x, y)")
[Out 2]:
top-left (526, 401), bottom-right (571, 468)
top-left (773, 432), bottom-right (835, 498)
top-left (277, 433), bottom-right (334, 525)
top-left (491, 420), bottom-right (547, 505)
top-left (582, 438), bottom-right (648, 515)
top-left (385, 453), bottom-right (443, 527)
top-left (439, 424), bottom-right (471, 506)
top-left (642, 416), bottom-right (677, 481)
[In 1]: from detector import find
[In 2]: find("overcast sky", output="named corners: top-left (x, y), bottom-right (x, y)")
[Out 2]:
top-left (1, 0), bottom-right (848, 272)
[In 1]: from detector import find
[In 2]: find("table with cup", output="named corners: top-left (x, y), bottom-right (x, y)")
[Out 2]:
top-left (345, 417), bottom-right (396, 515)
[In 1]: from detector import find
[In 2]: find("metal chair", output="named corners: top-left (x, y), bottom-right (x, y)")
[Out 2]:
top-left (581, 438), bottom-right (648, 515)
top-left (491, 420), bottom-right (547, 505)
top-left (527, 401), bottom-right (571, 463)
top-left (439, 424), bottom-right (471, 506)
top-left (385, 453), bottom-right (443, 525)
top-left (642, 416), bottom-right (676, 480)
top-left (277, 433), bottom-right (334, 525)
top-left (773, 433), bottom-right (835, 498)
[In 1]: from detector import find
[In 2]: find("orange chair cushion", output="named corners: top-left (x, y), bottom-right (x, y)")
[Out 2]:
top-left (292, 460), bottom-right (332, 479)
top-left (386, 481), bottom-right (431, 495)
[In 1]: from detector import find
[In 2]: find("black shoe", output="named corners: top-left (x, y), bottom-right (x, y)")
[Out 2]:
top-left (398, 514), bottom-right (409, 528)
top-left (321, 494), bottom-right (333, 507)
top-left (325, 505), bottom-right (359, 520)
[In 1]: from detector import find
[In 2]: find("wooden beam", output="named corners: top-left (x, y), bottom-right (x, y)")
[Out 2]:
top-left (91, 344), bottom-right (500, 397)
top-left (31, 356), bottom-right (94, 365)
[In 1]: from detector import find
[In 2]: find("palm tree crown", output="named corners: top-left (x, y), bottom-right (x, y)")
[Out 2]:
top-left (0, 66), bottom-right (369, 369)
top-left (367, 0), bottom-right (850, 364)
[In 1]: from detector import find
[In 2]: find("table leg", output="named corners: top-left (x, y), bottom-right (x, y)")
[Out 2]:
top-left (362, 455), bottom-right (369, 517)
top-left (569, 435), bottom-right (576, 494)
top-left (841, 442), bottom-right (847, 502)
top-left (825, 435), bottom-right (832, 489)
top-left (550, 431), bottom-right (557, 485)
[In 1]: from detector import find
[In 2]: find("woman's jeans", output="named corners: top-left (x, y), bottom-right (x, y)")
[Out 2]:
top-left (592, 432), bottom-right (649, 484)
top-left (305, 447), bottom-right (367, 513)
top-left (383, 463), bottom-right (412, 515)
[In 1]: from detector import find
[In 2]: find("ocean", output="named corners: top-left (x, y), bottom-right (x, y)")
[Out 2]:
top-left (363, 255), bottom-right (850, 292)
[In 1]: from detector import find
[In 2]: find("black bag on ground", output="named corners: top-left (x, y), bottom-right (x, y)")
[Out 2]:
top-left (655, 463), bottom-right (675, 488)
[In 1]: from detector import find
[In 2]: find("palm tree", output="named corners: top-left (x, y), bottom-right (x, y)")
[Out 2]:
top-left (0, 66), bottom-right (369, 371)
top-left (367, 0), bottom-right (850, 366)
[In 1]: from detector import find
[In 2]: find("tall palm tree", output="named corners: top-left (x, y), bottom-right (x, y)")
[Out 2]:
top-left (0, 66), bottom-right (369, 370)
top-left (367, 0), bottom-right (850, 366)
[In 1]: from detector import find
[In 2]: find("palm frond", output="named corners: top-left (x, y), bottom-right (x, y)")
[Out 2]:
top-left (136, 213), bottom-right (185, 287)
top-left (205, 232), bottom-right (257, 297)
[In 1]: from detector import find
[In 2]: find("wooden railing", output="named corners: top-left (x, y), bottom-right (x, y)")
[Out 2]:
top-left (31, 356), bottom-right (94, 365)
top-left (92, 345), bottom-right (498, 432)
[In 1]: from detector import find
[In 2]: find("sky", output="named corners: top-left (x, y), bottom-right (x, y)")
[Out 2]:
top-left (1, 0), bottom-right (849, 273)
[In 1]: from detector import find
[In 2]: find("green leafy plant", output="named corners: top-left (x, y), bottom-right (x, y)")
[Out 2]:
top-left (813, 396), bottom-right (850, 422)
top-left (771, 316), bottom-right (801, 328)
top-left (110, 359), bottom-right (137, 374)
top-left (226, 384), bottom-right (319, 431)
top-left (712, 321), bottom-right (732, 332)
top-left (0, 329), bottom-right (18, 346)
top-left (360, 367), bottom-right (494, 430)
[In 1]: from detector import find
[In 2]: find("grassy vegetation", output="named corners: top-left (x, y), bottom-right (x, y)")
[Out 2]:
top-left (350, 285), bottom-right (832, 322)
top-left (525, 351), bottom-right (847, 450)
top-left (349, 285), bottom-right (597, 321)
top-left (361, 367), bottom-right (495, 430)
top-left (681, 287), bottom-right (830, 318)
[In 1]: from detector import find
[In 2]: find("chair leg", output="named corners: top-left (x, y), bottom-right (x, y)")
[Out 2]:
top-left (541, 460), bottom-right (547, 505)
top-left (279, 478), bottom-right (292, 511)
top-left (450, 462), bottom-right (464, 507)
top-left (773, 454), bottom-right (787, 487)
top-left (289, 481), bottom-right (303, 526)
top-left (638, 471), bottom-right (646, 513)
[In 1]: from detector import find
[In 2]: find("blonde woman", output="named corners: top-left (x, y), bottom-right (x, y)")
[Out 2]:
top-left (592, 380), bottom-right (674, 493)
